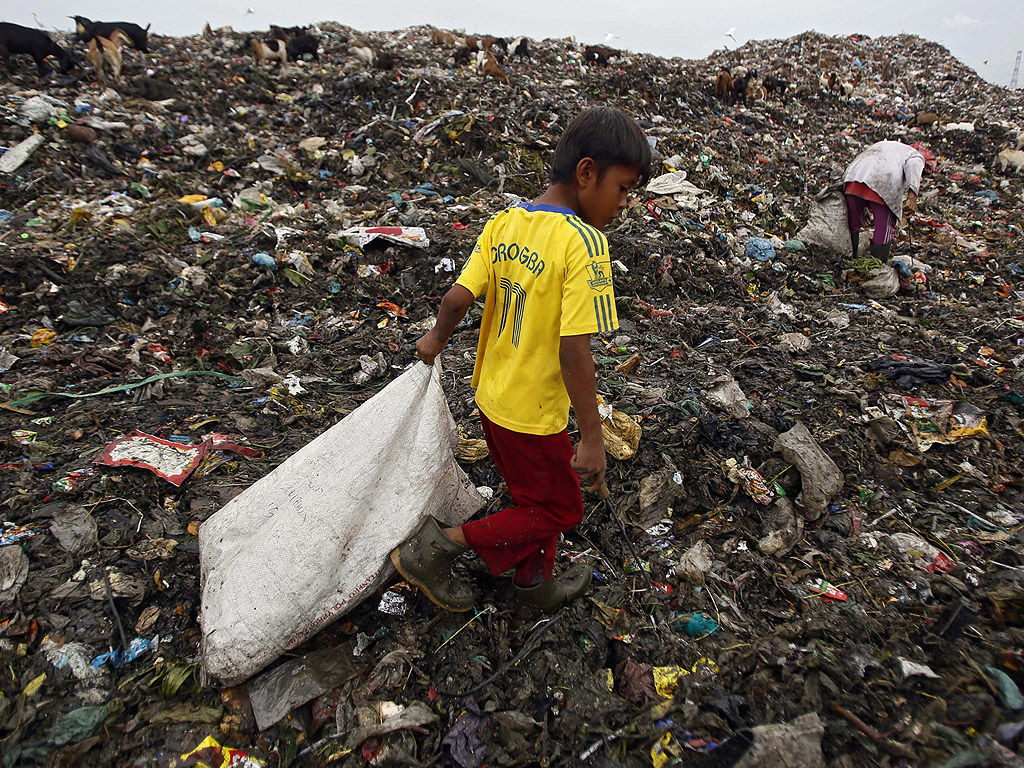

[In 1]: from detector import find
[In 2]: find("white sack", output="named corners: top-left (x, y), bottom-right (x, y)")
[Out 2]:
top-left (796, 191), bottom-right (851, 255)
top-left (200, 362), bottom-right (484, 685)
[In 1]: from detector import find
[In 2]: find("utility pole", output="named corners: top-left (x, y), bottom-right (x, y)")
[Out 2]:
top-left (1011, 50), bottom-right (1022, 89)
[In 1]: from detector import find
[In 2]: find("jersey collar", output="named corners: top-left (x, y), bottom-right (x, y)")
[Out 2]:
top-left (517, 201), bottom-right (578, 216)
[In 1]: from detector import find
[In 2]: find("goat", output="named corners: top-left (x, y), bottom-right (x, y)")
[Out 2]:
top-left (463, 36), bottom-right (497, 52)
top-left (909, 111), bottom-right (941, 128)
top-left (584, 45), bottom-right (619, 66)
top-left (376, 52), bottom-right (395, 70)
top-left (732, 68), bottom-right (758, 104)
top-left (476, 49), bottom-right (509, 83)
top-left (286, 34), bottom-right (319, 62)
top-left (87, 29), bottom-right (132, 87)
top-left (452, 46), bottom-right (472, 67)
top-left (429, 29), bottom-right (458, 46)
top-left (350, 44), bottom-right (375, 66)
top-left (819, 71), bottom-right (838, 93)
top-left (270, 24), bottom-right (306, 42)
top-left (715, 68), bottom-right (733, 101)
top-left (997, 148), bottom-right (1024, 175)
top-left (508, 36), bottom-right (530, 60)
top-left (73, 16), bottom-right (149, 53)
top-left (0, 22), bottom-right (74, 76)
top-left (250, 38), bottom-right (287, 66)
top-left (763, 74), bottom-right (790, 100)
top-left (839, 73), bottom-right (862, 97)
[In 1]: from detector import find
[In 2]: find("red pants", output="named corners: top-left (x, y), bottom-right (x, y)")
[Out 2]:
top-left (462, 412), bottom-right (585, 585)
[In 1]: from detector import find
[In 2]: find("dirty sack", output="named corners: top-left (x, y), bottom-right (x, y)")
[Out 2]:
top-left (796, 189), bottom-right (851, 255)
top-left (199, 362), bottom-right (484, 685)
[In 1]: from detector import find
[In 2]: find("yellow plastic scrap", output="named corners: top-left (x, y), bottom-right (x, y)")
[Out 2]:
top-left (179, 735), bottom-right (265, 768)
top-left (30, 329), bottom-right (57, 347)
top-left (653, 666), bottom-right (687, 697)
top-left (455, 436), bottom-right (489, 462)
top-left (22, 672), bottom-right (46, 696)
top-left (70, 208), bottom-right (92, 227)
top-left (597, 395), bottom-right (641, 460)
top-left (651, 732), bottom-right (680, 768)
top-left (177, 194), bottom-right (208, 204)
top-left (652, 657), bottom-right (720, 697)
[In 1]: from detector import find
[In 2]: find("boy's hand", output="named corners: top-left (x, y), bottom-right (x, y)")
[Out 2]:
top-left (571, 437), bottom-right (606, 492)
top-left (416, 331), bottom-right (445, 366)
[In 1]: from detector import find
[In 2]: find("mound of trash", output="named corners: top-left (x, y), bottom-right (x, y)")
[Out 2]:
top-left (2, 20), bottom-right (1024, 767)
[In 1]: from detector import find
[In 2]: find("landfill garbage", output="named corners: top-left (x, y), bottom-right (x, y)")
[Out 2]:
top-left (2, 17), bottom-right (1024, 767)
top-left (247, 646), bottom-right (358, 731)
top-left (734, 713), bottom-right (826, 768)
top-left (744, 237), bottom-right (776, 262)
top-left (774, 423), bottom-right (844, 519)
top-left (597, 397), bottom-right (642, 459)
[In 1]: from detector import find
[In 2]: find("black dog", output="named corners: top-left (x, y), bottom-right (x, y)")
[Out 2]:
top-left (73, 16), bottom-right (149, 53)
top-left (0, 22), bottom-right (73, 76)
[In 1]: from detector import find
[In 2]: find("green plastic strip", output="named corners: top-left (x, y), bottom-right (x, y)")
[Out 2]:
top-left (1, 370), bottom-right (243, 408)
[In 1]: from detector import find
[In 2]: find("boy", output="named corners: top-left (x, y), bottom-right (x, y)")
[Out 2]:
top-left (391, 107), bottom-right (651, 615)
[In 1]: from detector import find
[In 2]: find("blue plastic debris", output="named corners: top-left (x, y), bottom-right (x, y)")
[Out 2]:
top-left (252, 253), bottom-right (276, 270)
top-left (745, 238), bottom-right (776, 262)
top-left (92, 637), bottom-right (153, 669)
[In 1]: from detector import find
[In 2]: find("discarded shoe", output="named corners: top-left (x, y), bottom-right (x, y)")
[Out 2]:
top-left (390, 516), bottom-right (475, 612)
top-left (514, 563), bottom-right (593, 616)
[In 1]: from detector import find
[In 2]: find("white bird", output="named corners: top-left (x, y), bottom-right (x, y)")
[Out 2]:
top-left (604, 33), bottom-right (618, 43)
top-left (246, 7), bottom-right (255, 14)
top-left (724, 26), bottom-right (737, 42)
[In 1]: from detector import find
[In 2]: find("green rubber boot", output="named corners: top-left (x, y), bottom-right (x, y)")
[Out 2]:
top-left (390, 517), bottom-right (475, 612)
top-left (514, 563), bottom-right (593, 617)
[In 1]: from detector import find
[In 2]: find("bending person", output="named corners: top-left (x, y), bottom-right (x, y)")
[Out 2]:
top-left (842, 140), bottom-right (926, 263)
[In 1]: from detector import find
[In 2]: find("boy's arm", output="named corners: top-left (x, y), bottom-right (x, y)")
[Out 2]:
top-left (416, 284), bottom-right (475, 365)
top-left (559, 333), bottom-right (605, 492)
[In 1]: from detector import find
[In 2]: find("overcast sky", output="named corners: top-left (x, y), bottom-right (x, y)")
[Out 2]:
top-left (12, 0), bottom-right (1024, 87)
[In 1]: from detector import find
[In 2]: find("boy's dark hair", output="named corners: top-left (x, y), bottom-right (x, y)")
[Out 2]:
top-left (550, 107), bottom-right (652, 187)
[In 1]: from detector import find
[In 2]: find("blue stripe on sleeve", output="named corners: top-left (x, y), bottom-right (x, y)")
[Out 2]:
top-left (580, 221), bottom-right (606, 257)
top-left (569, 216), bottom-right (600, 257)
top-left (565, 217), bottom-right (595, 259)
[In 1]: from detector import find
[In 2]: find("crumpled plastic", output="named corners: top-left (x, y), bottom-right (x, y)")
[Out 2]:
top-left (442, 697), bottom-right (487, 768)
top-left (774, 423), bottom-right (843, 519)
top-left (881, 394), bottom-right (988, 451)
top-left (864, 355), bottom-right (953, 388)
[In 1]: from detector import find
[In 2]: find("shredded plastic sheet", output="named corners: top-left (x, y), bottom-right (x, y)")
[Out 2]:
top-left (93, 431), bottom-right (261, 486)
top-left (882, 394), bottom-right (988, 451)
top-left (338, 226), bottom-right (430, 249)
top-left (0, 370), bottom-right (241, 410)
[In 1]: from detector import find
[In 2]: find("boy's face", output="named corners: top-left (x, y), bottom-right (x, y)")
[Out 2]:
top-left (576, 162), bottom-right (641, 230)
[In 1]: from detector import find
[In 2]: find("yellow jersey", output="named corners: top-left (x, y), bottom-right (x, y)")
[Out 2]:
top-left (455, 202), bottom-right (618, 435)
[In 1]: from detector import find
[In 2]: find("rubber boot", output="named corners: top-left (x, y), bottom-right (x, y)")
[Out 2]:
top-left (870, 241), bottom-right (892, 262)
top-left (850, 230), bottom-right (860, 261)
top-left (514, 563), bottom-right (593, 617)
top-left (390, 517), bottom-right (475, 612)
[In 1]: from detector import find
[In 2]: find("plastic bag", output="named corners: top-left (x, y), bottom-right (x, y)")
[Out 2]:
top-left (796, 189), bottom-right (851, 254)
top-left (199, 362), bottom-right (484, 685)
